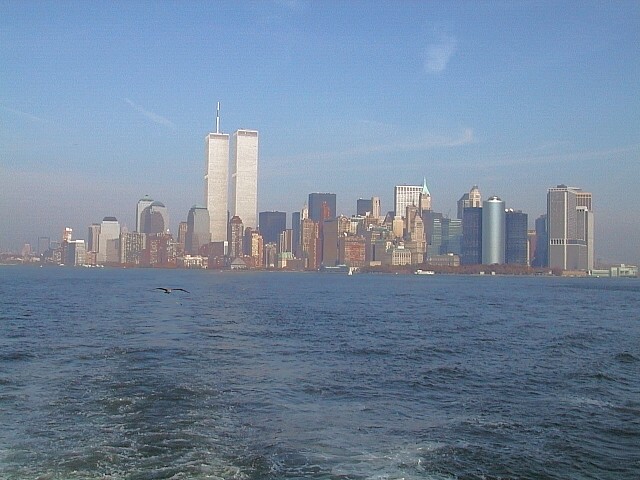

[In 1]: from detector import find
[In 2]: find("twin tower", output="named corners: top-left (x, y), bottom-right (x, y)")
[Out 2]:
top-left (205, 103), bottom-right (259, 243)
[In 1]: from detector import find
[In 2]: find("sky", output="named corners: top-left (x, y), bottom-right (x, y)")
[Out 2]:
top-left (1, 1), bottom-right (639, 265)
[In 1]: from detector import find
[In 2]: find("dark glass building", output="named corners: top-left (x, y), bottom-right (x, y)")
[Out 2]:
top-left (308, 193), bottom-right (336, 222)
top-left (462, 207), bottom-right (482, 265)
top-left (259, 211), bottom-right (287, 245)
top-left (505, 210), bottom-right (529, 265)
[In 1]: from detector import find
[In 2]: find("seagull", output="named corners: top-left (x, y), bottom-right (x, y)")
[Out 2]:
top-left (155, 287), bottom-right (190, 294)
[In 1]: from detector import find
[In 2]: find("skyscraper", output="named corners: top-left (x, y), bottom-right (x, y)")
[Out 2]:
top-left (230, 129), bottom-right (259, 230)
top-left (356, 198), bottom-right (373, 217)
top-left (259, 211), bottom-right (287, 245)
top-left (482, 196), bottom-right (505, 265)
top-left (97, 216), bottom-right (120, 264)
top-left (532, 214), bottom-right (548, 267)
top-left (136, 195), bottom-right (154, 233)
top-left (547, 185), bottom-right (593, 271)
top-left (505, 210), bottom-right (529, 265)
top-left (394, 184), bottom-right (422, 217)
top-left (205, 104), bottom-right (230, 243)
top-left (228, 215), bottom-right (244, 259)
top-left (308, 193), bottom-right (336, 222)
top-left (457, 185), bottom-right (481, 220)
top-left (140, 201), bottom-right (169, 235)
top-left (186, 205), bottom-right (210, 255)
top-left (462, 207), bottom-right (482, 265)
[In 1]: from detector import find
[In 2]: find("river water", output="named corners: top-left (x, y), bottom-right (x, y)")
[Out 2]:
top-left (1, 267), bottom-right (639, 479)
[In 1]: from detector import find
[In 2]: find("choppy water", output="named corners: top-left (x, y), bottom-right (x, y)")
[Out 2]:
top-left (1, 266), bottom-right (639, 479)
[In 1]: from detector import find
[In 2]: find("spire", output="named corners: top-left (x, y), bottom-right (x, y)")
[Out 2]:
top-left (216, 102), bottom-right (220, 134)
top-left (422, 177), bottom-right (431, 195)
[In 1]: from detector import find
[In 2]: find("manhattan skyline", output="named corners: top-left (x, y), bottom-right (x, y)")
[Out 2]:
top-left (1, 1), bottom-right (639, 265)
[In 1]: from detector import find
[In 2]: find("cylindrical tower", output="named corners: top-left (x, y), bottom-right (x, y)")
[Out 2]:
top-left (482, 196), bottom-right (506, 264)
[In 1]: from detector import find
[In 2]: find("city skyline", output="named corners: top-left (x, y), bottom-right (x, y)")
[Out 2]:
top-left (1, 2), bottom-right (639, 265)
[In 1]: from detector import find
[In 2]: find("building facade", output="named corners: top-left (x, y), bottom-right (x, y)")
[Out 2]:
top-left (547, 185), bottom-right (593, 271)
top-left (230, 129), bottom-right (259, 231)
top-left (205, 131), bottom-right (230, 242)
top-left (308, 193), bottom-right (336, 222)
top-left (97, 216), bottom-right (121, 264)
top-left (482, 197), bottom-right (505, 265)
top-left (259, 211), bottom-right (287, 245)
top-left (186, 205), bottom-right (210, 255)
top-left (505, 210), bottom-right (529, 265)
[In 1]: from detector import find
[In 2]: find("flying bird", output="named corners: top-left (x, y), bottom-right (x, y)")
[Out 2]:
top-left (155, 287), bottom-right (190, 294)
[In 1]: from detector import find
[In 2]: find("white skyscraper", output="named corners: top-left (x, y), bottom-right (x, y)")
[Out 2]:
top-left (230, 129), bottom-right (259, 230)
top-left (97, 216), bottom-right (121, 264)
top-left (205, 104), bottom-right (230, 243)
top-left (135, 195), bottom-right (153, 233)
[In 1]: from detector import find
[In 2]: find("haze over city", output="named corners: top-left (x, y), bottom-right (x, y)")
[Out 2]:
top-left (1, 1), bottom-right (639, 265)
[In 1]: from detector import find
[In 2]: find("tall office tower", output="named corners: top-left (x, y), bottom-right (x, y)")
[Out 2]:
top-left (394, 184), bottom-right (422, 217)
top-left (120, 232), bottom-right (146, 265)
top-left (532, 214), bottom-right (548, 267)
top-left (87, 224), bottom-right (100, 252)
top-left (308, 193), bottom-right (336, 222)
top-left (439, 218), bottom-right (463, 255)
top-left (457, 193), bottom-right (470, 219)
top-left (97, 217), bottom-right (121, 264)
top-left (37, 237), bottom-right (50, 255)
top-left (228, 215), bottom-right (244, 259)
top-left (470, 185), bottom-right (482, 207)
top-left (186, 205), bottom-right (210, 255)
top-left (230, 129), bottom-right (259, 230)
top-left (371, 197), bottom-right (381, 219)
top-left (464, 207), bottom-right (483, 265)
top-left (482, 197), bottom-right (506, 264)
top-left (62, 227), bottom-right (72, 242)
top-left (141, 201), bottom-right (169, 234)
top-left (576, 206), bottom-right (594, 271)
top-left (248, 230), bottom-right (264, 267)
top-left (300, 218), bottom-right (319, 269)
top-left (357, 198), bottom-right (373, 216)
top-left (291, 211), bottom-right (301, 257)
top-left (136, 195), bottom-right (154, 232)
top-left (259, 211), bottom-right (287, 245)
top-left (205, 104), bottom-right (230, 242)
top-left (419, 177), bottom-right (432, 211)
top-left (547, 185), bottom-right (593, 271)
top-left (177, 221), bottom-right (188, 244)
top-left (279, 229), bottom-right (293, 254)
top-left (64, 240), bottom-right (86, 266)
top-left (422, 210), bottom-right (443, 248)
top-left (457, 186), bottom-right (481, 220)
top-left (505, 210), bottom-right (529, 265)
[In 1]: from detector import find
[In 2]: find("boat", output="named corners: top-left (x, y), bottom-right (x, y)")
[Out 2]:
top-left (415, 269), bottom-right (435, 275)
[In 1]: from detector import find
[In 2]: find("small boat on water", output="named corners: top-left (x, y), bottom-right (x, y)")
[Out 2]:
top-left (415, 269), bottom-right (435, 275)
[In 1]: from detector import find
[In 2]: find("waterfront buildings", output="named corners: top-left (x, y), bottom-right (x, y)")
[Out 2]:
top-left (230, 129), bottom-right (259, 230)
top-left (482, 197), bottom-right (505, 265)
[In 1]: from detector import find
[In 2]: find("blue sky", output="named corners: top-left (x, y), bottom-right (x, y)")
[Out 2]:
top-left (1, 1), bottom-right (639, 264)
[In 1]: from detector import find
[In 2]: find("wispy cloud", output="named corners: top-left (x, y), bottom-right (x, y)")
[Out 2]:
top-left (424, 34), bottom-right (457, 74)
top-left (124, 98), bottom-right (176, 131)
top-left (274, 128), bottom-right (474, 166)
top-left (0, 104), bottom-right (46, 123)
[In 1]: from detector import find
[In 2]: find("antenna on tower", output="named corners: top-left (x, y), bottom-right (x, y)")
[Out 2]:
top-left (216, 102), bottom-right (220, 134)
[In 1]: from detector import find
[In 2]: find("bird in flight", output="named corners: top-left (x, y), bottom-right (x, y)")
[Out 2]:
top-left (155, 287), bottom-right (190, 294)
